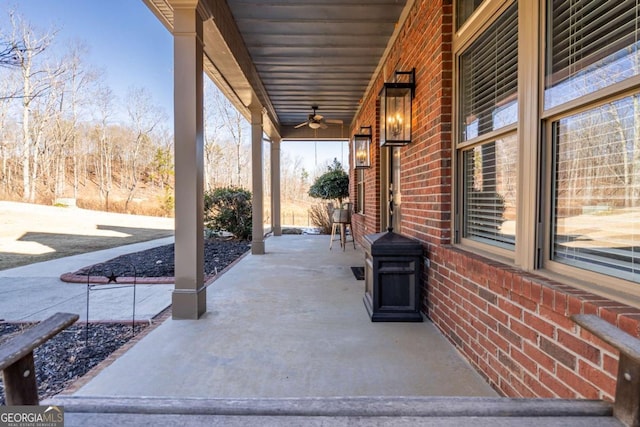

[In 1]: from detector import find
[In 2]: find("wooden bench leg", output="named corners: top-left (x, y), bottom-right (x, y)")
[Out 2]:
top-left (614, 353), bottom-right (640, 427)
top-left (2, 351), bottom-right (39, 405)
top-left (0, 312), bottom-right (78, 406)
top-left (573, 314), bottom-right (640, 427)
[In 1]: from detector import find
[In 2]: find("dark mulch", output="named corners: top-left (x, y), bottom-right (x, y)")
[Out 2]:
top-left (0, 322), bottom-right (147, 405)
top-left (74, 238), bottom-right (251, 278)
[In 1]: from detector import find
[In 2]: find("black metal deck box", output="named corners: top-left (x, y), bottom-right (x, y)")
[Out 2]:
top-left (363, 231), bottom-right (423, 322)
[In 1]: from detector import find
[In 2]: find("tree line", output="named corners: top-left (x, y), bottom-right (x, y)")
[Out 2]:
top-left (0, 10), bottom-right (173, 213)
top-left (0, 8), bottom-right (320, 218)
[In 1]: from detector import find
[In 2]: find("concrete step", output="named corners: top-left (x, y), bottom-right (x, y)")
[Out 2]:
top-left (45, 395), bottom-right (621, 427)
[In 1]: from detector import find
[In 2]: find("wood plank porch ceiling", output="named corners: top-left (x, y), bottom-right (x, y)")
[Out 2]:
top-left (143, 0), bottom-right (408, 139)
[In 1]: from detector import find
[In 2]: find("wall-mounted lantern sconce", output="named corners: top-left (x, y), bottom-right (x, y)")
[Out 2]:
top-left (353, 126), bottom-right (372, 169)
top-left (380, 68), bottom-right (415, 146)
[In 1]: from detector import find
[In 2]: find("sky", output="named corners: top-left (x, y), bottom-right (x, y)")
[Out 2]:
top-left (4, 0), bottom-right (174, 120)
top-left (1, 0), bottom-right (347, 172)
top-left (282, 140), bottom-right (349, 176)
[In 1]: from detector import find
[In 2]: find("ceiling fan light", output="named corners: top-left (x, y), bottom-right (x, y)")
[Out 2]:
top-left (309, 122), bottom-right (321, 129)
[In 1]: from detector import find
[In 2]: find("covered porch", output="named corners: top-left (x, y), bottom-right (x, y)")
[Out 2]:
top-left (44, 236), bottom-right (623, 425)
top-left (142, 0), bottom-right (411, 319)
top-left (65, 235), bottom-right (494, 398)
top-left (134, 0), bottom-right (640, 412)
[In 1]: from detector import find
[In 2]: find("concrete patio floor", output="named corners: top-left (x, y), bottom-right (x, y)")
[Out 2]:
top-left (73, 235), bottom-right (496, 399)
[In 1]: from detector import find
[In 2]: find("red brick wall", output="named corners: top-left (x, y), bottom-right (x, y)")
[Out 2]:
top-left (351, 94), bottom-right (381, 239)
top-left (427, 246), bottom-right (640, 400)
top-left (352, 0), bottom-right (452, 245)
top-left (397, 0), bottom-right (453, 249)
top-left (351, 0), bottom-right (637, 401)
top-left (350, 55), bottom-right (389, 237)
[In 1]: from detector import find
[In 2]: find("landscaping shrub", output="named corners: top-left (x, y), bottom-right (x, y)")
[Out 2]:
top-left (204, 186), bottom-right (252, 240)
top-left (307, 159), bottom-right (349, 231)
top-left (308, 202), bottom-right (333, 234)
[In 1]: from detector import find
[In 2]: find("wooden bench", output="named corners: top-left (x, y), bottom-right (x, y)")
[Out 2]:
top-left (0, 312), bottom-right (78, 405)
top-left (573, 314), bottom-right (640, 427)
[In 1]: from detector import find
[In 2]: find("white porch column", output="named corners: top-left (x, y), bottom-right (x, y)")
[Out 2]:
top-left (172, 3), bottom-right (206, 319)
top-left (251, 107), bottom-right (265, 254)
top-left (270, 137), bottom-right (282, 236)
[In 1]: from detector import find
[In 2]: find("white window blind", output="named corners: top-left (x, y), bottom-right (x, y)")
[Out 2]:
top-left (459, 2), bottom-right (518, 142)
top-left (545, 0), bottom-right (640, 109)
top-left (463, 135), bottom-right (518, 249)
top-left (552, 96), bottom-right (640, 283)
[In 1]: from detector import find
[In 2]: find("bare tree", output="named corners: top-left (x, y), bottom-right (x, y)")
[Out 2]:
top-left (28, 70), bottom-right (61, 201)
top-left (0, 71), bottom-right (14, 190)
top-left (0, 9), bottom-right (177, 214)
top-left (55, 42), bottom-right (99, 199)
top-left (91, 84), bottom-right (115, 209)
top-left (0, 40), bottom-right (22, 68)
top-left (0, 40), bottom-right (22, 100)
top-left (203, 81), bottom-right (224, 190)
top-left (3, 11), bottom-right (58, 201)
top-left (212, 88), bottom-right (250, 187)
top-left (203, 79), bottom-right (253, 189)
top-left (123, 86), bottom-right (166, 211)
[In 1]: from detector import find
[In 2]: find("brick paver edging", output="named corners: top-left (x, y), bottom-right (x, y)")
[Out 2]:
top-left (59, 272), bottom-right (210, 285)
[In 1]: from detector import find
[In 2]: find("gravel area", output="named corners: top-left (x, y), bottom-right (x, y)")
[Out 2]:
top-left (0, 322), bottom-right (148, 405)
top-left (74, 238), bottom-right (251, 278)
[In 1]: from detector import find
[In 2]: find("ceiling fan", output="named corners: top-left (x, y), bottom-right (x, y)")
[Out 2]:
top-left (294, 105), bottom-right (343, 129)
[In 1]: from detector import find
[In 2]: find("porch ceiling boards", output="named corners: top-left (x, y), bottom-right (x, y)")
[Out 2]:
top-left (143, 0), bottom-right (409, 139)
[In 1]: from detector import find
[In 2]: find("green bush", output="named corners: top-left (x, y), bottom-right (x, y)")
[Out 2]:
top-left (308, 159), bottom-right (349, 205)
top-left (204, 186), bottom-right (252, 240)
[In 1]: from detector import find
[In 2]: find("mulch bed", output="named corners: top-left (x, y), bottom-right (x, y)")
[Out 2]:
top-left (61, 238), bottom-right (251, 283)
top-left (0, 322), bottom-right (148, 405)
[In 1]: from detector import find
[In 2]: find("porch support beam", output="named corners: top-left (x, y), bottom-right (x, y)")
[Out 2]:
top-left (172, 2), bottom-right (206, 319)
top-left (251, 107), bottom-right (265, 254)
top-left (271, 137), bottom-right (282, 236)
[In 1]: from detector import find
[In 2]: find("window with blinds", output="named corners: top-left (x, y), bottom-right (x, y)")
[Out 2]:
top-left (545, 0), bottom-right (640, 110)
top-left (551, 96), bottom-right (640, 284)
top-left (457, 0), bottom-right (486, 29)
top-left (459, 2), bottom-right (518, 142)
top-left (463, 135), bottom-right (518, 249)
top-left (356, 169), bottom-right (365, 214)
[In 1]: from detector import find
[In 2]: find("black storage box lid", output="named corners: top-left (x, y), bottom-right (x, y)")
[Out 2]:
top-left (363, 231), bottom-right (422, 256)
